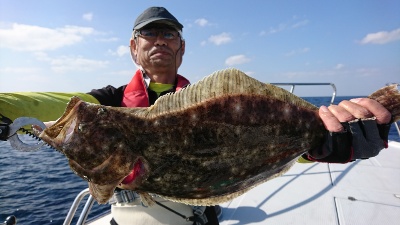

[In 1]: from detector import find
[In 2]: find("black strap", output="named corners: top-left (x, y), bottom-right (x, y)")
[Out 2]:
top-left (110, 217), bottom-right (118, 225)
top-left (0, 113), bottom-right (12, 141)
top-left (154, 200), bottom-right (206, 225)
top-left (154, 200), bottom-right (189, 220)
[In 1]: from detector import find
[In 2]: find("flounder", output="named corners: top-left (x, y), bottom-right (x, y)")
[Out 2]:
top-left (39, 68), bottom-right (400, 205)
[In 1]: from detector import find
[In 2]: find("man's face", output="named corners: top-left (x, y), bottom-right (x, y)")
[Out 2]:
top-left (131, 24), bottom-right (185, 72)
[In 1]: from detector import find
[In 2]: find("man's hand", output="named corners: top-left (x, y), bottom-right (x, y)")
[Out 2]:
top-left (319, 98), bottom-right (391, 131)
top-left (306, 98), bottom-right (392, 163)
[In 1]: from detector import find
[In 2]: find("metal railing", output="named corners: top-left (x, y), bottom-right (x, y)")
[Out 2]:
top-left (63, 188), bottom-right (95, 225)
top-left (271, 82), bottom-right (337, 105)
top-left (394, 121), bottom-right (400, 138)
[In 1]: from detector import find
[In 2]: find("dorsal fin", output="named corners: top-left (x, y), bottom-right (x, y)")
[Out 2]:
top-left (145, 68), bottom-right (317, 117)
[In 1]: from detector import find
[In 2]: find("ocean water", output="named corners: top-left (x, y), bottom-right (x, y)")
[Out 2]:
top-left (0, 96), bottom-right (399, 224)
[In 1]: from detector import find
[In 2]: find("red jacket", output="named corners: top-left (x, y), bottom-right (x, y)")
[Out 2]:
top-left (122, 69), bottom-right (190, 107)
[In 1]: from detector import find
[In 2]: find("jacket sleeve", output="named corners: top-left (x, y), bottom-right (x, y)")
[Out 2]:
top-left (87, 85), bottom-right (126, 107)
top-left (0, 92), bottom-right (99, 122)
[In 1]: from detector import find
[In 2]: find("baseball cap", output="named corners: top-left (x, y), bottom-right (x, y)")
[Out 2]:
top-left (133, 7), bottom-right (183, 31)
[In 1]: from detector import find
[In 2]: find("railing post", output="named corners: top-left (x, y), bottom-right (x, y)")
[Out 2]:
top-left (270, 83), bottom-right (337, 105)
top-left (76, 195), bottom-right (95, 225)
top-left (63, 188), bottom-right (91, 225)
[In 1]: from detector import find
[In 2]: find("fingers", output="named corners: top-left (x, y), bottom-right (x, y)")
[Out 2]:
top-left (338, 100), bottom-right (373, 119)
top-left (327, 104), bottom-right (355, 122)
top-left (348, 98), bottom-right (391, 124)
top-left (319, 106), bottom-right (345, 132)
top-left (319, 103), bottom-right (360, 132)
top-left (319, 97), bottom-right (391, 133)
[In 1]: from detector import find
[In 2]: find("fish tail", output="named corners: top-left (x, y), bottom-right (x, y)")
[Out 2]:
top-left (368, 84), bottom-right (400, 122)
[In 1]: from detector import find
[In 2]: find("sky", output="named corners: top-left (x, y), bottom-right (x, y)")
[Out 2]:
top-left (0, 0), bottom-right (399, 96)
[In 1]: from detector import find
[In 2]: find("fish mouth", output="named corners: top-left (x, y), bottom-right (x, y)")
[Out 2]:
top-left (39, 97), bottom-right (82, 148)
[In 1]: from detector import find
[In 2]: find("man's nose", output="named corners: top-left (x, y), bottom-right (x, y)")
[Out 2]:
top-left (154, 34), bottom-right (167, 45)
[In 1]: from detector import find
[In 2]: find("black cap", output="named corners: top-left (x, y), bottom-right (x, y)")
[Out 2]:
top-left (133, 7), bottom-right (183, 30)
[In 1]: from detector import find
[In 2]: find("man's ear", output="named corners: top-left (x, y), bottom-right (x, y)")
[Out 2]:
top-left (180, 40), bottom-right (185, 56)
top-left (130, 39), bottom-right (138, 54)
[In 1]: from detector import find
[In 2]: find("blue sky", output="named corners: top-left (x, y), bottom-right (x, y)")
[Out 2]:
top-left (0, 0), bottom-right (399, 96)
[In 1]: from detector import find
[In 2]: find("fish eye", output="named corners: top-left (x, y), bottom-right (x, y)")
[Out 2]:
top-left (78, 123), bottom-right (84, 132)
top-left (97, 107), bottom-right (107, 115)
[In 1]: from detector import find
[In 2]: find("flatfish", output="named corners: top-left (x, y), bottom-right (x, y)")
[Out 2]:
top-left (39, 68), bottom-right (400, 205)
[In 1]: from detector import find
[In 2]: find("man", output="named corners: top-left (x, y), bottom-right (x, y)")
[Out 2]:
top-left (0, 6), bottom-right (392, 225)
top-left (88, 6), bottom-right (189, 108)
top-left (0, 7), bottom-right (219, 225)
top-left (87, 6), bottom-right (221, 225)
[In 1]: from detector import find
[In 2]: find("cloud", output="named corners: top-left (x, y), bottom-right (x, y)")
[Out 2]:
top-left (34, 52), bottom-right (108, 73)
top-left (284, 47), bottom-right (310, 56)
top-left (360, 28), bottom-right (400, 44)
top-left (225, 54), bottom-right (251, 66)
top-left (83, 13), bottom-right (93, 21)
top-left (259, 30), bottom-right (267, 36)
top-left (108, 45), bottom-right (130, 57)
top-left (96, 37), bottom-right (119, 42)
top-left (208, 32), bottom-right (232, 45)
top-left (51, 56), bottom-right (109, 73)
top-left (267, 23), bottom-right (287, 35)
top-left (0, 67), bottom-right (42, 74)
top-left (0, 23), bottom-right (95, 51)
top-left (335, 64), bottom-right (345, 69)
top-left (260, 17), bottom-right (309, 36)
top-left (195, 18), bottom-right (209, 27)
top-left (107, 70), bottom-right (133, 76)
top-left (291, 19), bottom-right (309, 28)
top-left (281, 66), bottom-right (382, 80)
top-left (355, 67), bottom-right (380, 77)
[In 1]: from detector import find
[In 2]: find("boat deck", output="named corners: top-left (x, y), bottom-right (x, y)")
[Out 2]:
top-left (220, 140), bottom-right (400, 225)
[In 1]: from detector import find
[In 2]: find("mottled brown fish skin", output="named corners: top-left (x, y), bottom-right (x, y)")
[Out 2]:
top-left (41, 92), bottom-right (325, 204)
top-left (126, 94), bottom-right (325, 200)
top-left (39, 68), bottom-right (400, 205)
top-left (368, 84), bottom-right (400, 122)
